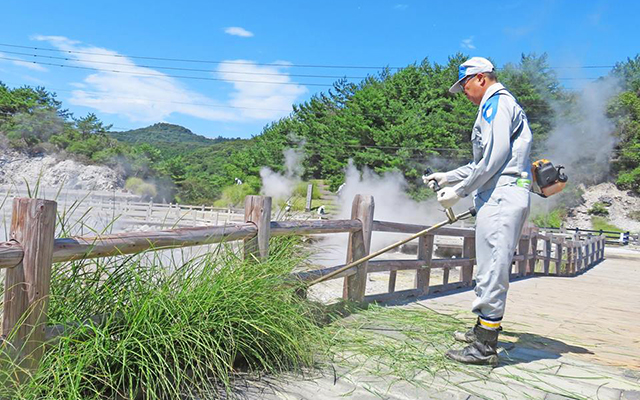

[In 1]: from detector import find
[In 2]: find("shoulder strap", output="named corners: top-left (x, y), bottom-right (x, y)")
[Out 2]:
top-left (488, 89), bottom-right (526, 142)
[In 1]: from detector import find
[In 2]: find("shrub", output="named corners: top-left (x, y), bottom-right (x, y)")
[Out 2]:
top-left (293, 182), bottom-right (321, 200)
top-left (531, 207), bottom-right (566, 228)
top-left (214, 183), bottom-right (256, 207)
top-left (125, 177), bottom-right (157, 199)
top-left (617, 167), bottom-right (640, 193)
top-left (591, 216), bottom-right (625, 233)
top-left (587, 202), bottom-right (609, 216)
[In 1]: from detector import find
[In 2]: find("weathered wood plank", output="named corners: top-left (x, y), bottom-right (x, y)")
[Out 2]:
top-left (52, 224), bottom-right (258, 264)
top-left (529, 228), bottom-right (538, 274)
top-left (244, 196), bottom-right (272, 260)
top-left (462, 237), bottom-right (476, 286)
top-left (2, 198), bottom-right (56, 372)
top-left (343, 195), bottom-right (374, 302)
top-left (517, 229), bottom-right (530, 277)
top-left (415, 235), bottom-right (434, 295)
top-left (0, 220), bottom-right (363, 270)
top-left (270, 220), bottom-right (361, 235)
top-left (555, 240), bottom-right (564, 276)
top-left (543, 237), bottom-right (551, 275)
top-left (372, 220), bottom-right (475, 237)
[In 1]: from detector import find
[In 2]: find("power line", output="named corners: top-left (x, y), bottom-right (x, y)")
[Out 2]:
top-left (0, 42), bottom-right (617, 71)
top-left (0, 56), bottom-right (333, 87)
top-left (0, 50), bottom-right (369, 80)
top-left (0, 43), bottom-right (397, 70)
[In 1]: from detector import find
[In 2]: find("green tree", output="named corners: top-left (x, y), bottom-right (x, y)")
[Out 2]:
top-left (75, 113), bottom-right (113, 139)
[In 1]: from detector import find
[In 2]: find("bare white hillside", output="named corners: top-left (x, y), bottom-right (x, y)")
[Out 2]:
top-left (565, 182), bottom-right (640, 232)
top-left (0, 149), bottom-right (124, 191)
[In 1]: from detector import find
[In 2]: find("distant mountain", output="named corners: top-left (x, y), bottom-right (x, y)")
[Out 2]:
top-left (109, 123), bottom-right (237, 146)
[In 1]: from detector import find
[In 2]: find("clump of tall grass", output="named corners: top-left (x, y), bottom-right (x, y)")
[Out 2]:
top-left (0, 238), bottom-right (324, 399)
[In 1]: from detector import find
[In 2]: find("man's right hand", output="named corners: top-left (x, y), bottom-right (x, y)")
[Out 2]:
top-left (422, 172), bottom-right (448, 190)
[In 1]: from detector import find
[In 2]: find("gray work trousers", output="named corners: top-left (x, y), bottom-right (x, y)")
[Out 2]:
top-left (472, 184), bottom-right (530, 320)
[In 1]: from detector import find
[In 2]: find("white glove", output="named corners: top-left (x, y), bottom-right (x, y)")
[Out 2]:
top-left (422, 172), bottom-right (448, 190)
top-left (437, 187), bottom-right (461, 209)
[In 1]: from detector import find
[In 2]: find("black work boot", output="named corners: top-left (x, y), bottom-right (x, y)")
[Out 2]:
top-left (453, 325), bottom-right (476, 343)
top-left (453, 320), bottom-right (502, 343)
top-left (446, 325), bottom-right (499, 366)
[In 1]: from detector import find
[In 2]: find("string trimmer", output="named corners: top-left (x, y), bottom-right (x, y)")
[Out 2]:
top-left (308, 168), bottom-right (476, 287)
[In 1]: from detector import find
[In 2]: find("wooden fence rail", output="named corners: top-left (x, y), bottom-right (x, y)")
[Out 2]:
top-left (0, 195), bottom-right (606, 371)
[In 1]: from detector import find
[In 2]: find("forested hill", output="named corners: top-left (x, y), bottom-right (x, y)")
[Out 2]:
top-left (109, 123), bottom-right (234, 146)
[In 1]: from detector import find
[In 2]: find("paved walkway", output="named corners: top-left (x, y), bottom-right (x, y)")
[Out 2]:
top-left (226, 247), bottom-right (640, 400)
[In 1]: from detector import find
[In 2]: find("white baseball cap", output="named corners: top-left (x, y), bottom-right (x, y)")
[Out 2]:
top-left (449, 57), bottom-right (495, 93)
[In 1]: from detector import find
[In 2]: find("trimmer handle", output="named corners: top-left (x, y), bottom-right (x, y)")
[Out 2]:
top-left (424, 167), bottom-right (441, 192)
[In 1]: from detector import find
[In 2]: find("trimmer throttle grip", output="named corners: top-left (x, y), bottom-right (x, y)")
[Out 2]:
top-left (425, 167), bottom-right (441, 192)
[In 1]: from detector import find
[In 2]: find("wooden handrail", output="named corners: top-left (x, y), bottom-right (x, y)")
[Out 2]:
top-left (0, 194), bottom-right (608, 373)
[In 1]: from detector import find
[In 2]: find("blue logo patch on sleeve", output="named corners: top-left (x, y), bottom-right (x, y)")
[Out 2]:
top-left (482, 96), bottom-right (499, 123)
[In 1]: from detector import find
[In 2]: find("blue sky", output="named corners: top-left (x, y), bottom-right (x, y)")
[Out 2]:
top-left (1, 0), bottom-right (638, 139)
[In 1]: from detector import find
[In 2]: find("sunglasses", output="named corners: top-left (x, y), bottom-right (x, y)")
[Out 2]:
top-left (460, 74), bottom-right (477, 89)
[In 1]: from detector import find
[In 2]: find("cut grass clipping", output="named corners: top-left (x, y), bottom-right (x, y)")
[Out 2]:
top-left (321, 305), bottom-right (640, 400)
top-left (323, 304), bottom-right (469, 384)
top-left (0, 238), bottom-right (325, 399)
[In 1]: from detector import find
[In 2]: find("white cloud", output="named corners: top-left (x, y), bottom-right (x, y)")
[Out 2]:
top-left (217, 60), bottom-right (307, 119)
top-left (0, 51), bottom-right (48, 72)
top-left (461, 36), bottom-right (476, 50)
top-left (224, 27), bottom-right (254, 37)
top-left (394, 4), bottom-right (408, 10)
top-left (32, 36), bottom-right (305, 123)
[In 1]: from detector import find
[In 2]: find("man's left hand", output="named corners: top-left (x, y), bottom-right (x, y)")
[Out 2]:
top-left (437, 187), bottom-right (461, 209)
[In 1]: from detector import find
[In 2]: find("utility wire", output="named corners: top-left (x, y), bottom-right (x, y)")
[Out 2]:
top-left (0, 50), bottom-right (369, 80)
top-left (0, 56), bottom-right (333, 87)
top-left (0, 42), bottom-right (617, 71)
top-left (0, 43), bottom-right (396, 70)
top-left (0, 54), bottom-right (600, 87)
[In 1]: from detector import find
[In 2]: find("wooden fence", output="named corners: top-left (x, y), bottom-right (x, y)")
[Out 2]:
top-left (539, 226), bottom-right (638, 246)
top-left (0, 194), bottom-right (606, 371)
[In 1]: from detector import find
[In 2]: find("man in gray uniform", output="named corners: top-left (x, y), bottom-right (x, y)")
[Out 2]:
top-left (424, 57), bottom-right (532, 365)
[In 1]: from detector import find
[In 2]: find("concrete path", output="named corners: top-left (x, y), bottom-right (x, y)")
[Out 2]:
top-left (224, 247), bottom-right (640, 400)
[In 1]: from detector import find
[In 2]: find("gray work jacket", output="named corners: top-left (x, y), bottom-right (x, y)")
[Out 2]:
top-left (445, 83), bottom-right (533, 198)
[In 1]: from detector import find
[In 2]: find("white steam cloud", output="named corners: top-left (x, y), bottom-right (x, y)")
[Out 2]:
top-left (544, 77), bottom-right (621, 186)
top-left (313, 161), bottom-right (473, 267)
top-left (260, 147), bottom-right (305, 199)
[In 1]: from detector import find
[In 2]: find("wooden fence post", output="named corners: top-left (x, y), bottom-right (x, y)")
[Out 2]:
top-left (555, 238), bottom-right (564, 275)
top-left (517, 228), bottom-right (530, 277)
top-left (528, 227), bottom-right (538, 275)
top-left (243, 196), bottom-right (272, 261)
top-left (566, 240), bottom-right (574, 275)
top-left (543, 236), bottom-right (551, 275)
top-left (576, 238), bottom-right (583, 273)
top-left (415, 234), bottom-right (435, 294)
top-left (461, 236), bottom-right (475, 286)
top-left (583, 239), bottom-right (590, 269)
top-left (2, 198), bottom-right (56, 371)
top-left (342, 195), bottom-right (374, 302)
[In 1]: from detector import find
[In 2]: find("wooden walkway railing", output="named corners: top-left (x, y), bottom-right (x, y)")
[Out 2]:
top-left (0, 194), bottom-right (606, 371)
